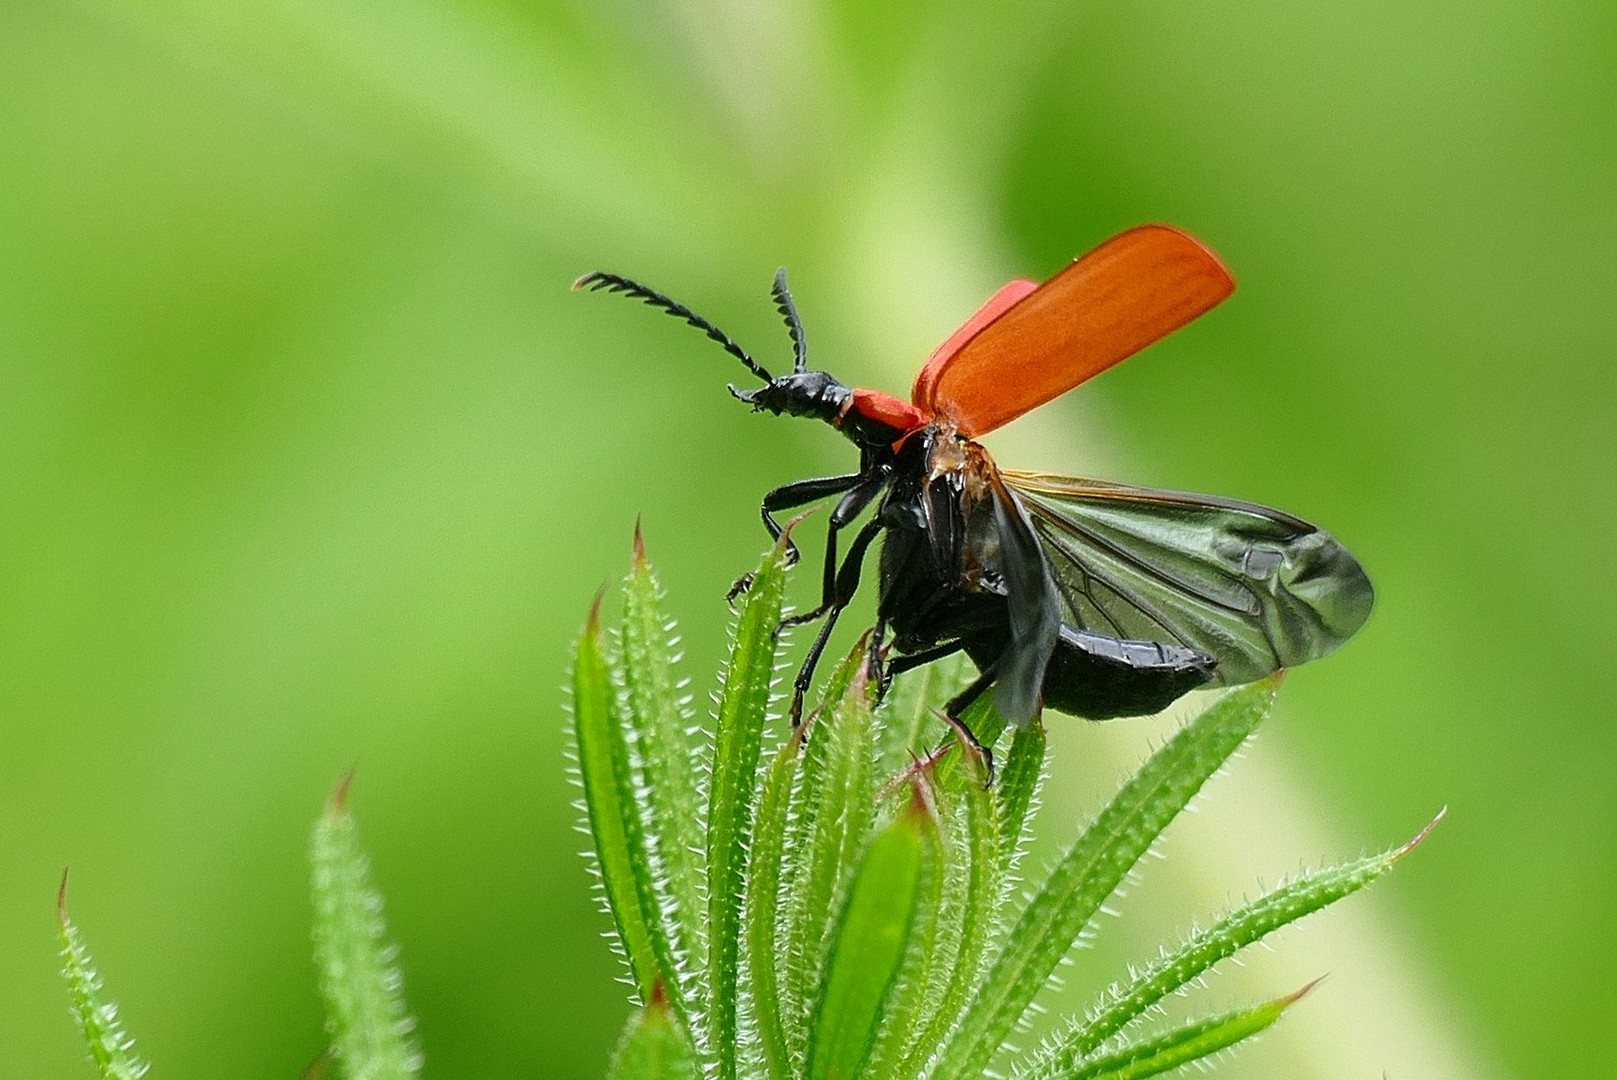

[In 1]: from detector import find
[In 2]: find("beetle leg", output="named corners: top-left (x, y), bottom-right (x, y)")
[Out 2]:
top-left (781, 471), bottom-right (889, 630)
top-left (865, 618), bottom-right (888, 696)
top-left (785, 517), bottom-right (884, 724)
top-left (761, 472), bottom-right (863, 550)
top-left (878, 637), bottom-right (968, 703)
top-left (727, 471), bottom-right (862, 602)
top-left (941, 663), bottom-right (999, 783)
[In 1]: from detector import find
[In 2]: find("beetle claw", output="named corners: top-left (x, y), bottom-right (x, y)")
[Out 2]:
top-left (725, 572), bottom-right (754, 607)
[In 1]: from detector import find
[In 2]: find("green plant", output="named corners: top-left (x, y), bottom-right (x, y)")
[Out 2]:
top-left (572, 530), bottom-right (1439, 1080)
top-left (55, 531), bottom-right (1436, 1080)
top-left (57, 778), bottom-right (421, 1080)
top-left (58, 874), bottom-right (148, 1080)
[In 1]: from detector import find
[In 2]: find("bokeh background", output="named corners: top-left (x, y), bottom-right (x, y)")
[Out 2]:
top-left (3, 2), bottom-right (1613, 1077)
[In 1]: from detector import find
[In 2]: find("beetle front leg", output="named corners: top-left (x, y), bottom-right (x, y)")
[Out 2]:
top-left (780, 471), bottom-right (889, 631)
top-left (726, 471), bottom-right (861, 603)
top-left (865, 618), bottom-right (888, 698)
top-left (785, 516), bottom-right (884, 724)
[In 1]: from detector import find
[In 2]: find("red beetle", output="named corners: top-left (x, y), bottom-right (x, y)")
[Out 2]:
top-left (578, 226), bottom-right (1372, 752)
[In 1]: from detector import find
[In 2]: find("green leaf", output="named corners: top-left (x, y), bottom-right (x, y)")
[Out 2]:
top-left (995, 719), bottom-right (1047, 878)
top-left (805, 792), bottom-right (940, 1080)
top-left (783, 663), bottom-right (876, 1065)
top-left (816, 630), bottom-right (873, 718)
top-left (605, 992), bottom-right (699, 1080)
top-left (57, 874), bottom-right (149, 1080)
top-left (1065, 985), bottom-right (1312, 1080)
top-left (572, 595), bottom-right (669, 1004)
top-left (310, 777), bottom-right (421, 1080)
top-left (895, 723), bottom-right (1003, 1080)
top-left (934, 678), bottom-right (1278, 1080)
top-left (873, 652), bottom-right (967, 778)
top-left (864, 771), bottom-right (950, 1080)
top-left (705, 538), bottom-right (790, 1080)
top-left (572, 558), bottom-right (1417, 1080)
top-left (1022, 811), bottom-right (1445, 1078)
top-left (620, 527), bottom-right (706, 992)
top-left (745, 728), bottom-right (805, 1080)
top-left (777, 704), bottom-right (834, 1060)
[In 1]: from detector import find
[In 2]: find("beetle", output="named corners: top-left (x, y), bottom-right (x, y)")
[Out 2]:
top-left (576, 225), bottom-right (1373, 754)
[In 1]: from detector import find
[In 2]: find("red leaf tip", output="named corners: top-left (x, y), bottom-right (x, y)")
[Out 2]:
top-left (587, 583), bottom-right (608, 633)
top-left (905, 773), bottom-right (941, 821)
top-left (877, 746), bottom-right (943, 804)
top-left (330, 769), bottom-right (357, 813)
top-left (301, 1052), bottom-right (335, 1080)
top-left (1282, 974), bottom-right (1329, 1007)
top-left (1394, 806), bottom-right (1448, 860)
top-left (778, 504), bottom-right (820, 547)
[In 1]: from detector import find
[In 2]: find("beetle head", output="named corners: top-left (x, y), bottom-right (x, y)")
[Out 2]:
top-left (730, 370), bottom-right (850, 423)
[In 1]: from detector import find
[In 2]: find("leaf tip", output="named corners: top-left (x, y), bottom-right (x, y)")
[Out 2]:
top-left (849, 659), bottom-right (872, 700)
top-left (56, 866), bottom-right (70, 924)
top-left (936, 708), bottom-right (994, 785)
top-left (779, 505), bottom-right (819, 546)
top-left (1281, 974), bottom-right (1328, 1008)
top-left (1394, 806), bottom-right (1448, 861)
top-left (587, 583), bottom-right (608, 634)
top-left (1255, 669), bottom-right (1286, 701)
top-left (301, 1051), bottom-right (335, 1080)
top-left (905, 770), bottom-right (940, 822)
top-left (330, 769), bottom-right (357, 814)
top-left (632, 516), bottom-right (648, 567)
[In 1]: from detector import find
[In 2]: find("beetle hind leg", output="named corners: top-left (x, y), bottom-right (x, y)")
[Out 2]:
top-left (939, 662), bottom-right (999, 784)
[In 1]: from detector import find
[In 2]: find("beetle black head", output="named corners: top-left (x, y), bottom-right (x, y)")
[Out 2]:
top-left (724, 268), bottom-right (853, 418)
top-left (729, 369), bottom-right (851, 423)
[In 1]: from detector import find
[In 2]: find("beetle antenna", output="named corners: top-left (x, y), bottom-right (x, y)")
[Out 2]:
top-left (771, 268), bottom-right (808, 373)
top-left (574, 271), bottom-right (774, 383)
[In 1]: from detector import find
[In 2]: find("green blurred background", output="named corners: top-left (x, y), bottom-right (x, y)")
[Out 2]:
top-left (3, 1), bottom-right (1612, 1077)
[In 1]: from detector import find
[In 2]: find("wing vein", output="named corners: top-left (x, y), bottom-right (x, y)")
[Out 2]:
top-left (1024, 501), bottom-right (1261, 617)
top-left (1031, 515), bottom-right (1198, 651)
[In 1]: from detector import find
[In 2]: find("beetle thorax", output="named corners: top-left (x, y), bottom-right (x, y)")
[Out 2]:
top-left (926, 428), bottom-right (994, 508)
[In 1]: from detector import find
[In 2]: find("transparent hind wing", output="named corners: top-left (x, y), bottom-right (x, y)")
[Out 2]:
top-left (1003, 471), bottom-right (1374, 685)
